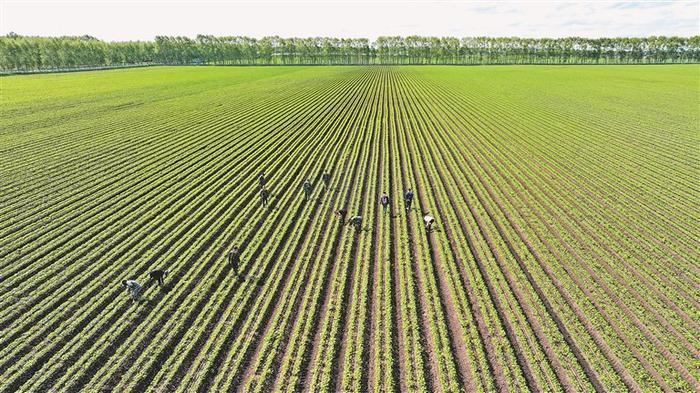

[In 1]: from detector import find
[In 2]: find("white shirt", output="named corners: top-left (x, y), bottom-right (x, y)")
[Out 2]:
top-left (125, 280), bottom-right (142, 297)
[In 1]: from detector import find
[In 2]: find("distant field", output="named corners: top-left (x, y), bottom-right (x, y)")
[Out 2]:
top-left (1, 65), bottom-right (698, 392)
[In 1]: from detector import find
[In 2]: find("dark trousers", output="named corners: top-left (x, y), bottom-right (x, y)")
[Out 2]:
top-left (229, 256), bottom-right (239, 272)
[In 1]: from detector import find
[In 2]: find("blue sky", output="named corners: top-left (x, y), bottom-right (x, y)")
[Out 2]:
top-left (2, 0), bottom-right (698, 41)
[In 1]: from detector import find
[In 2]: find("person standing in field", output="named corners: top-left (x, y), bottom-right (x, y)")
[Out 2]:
top-left (303, 179), bottom-right (312, 201)
top-left (122, 279), bottom-right (142, 302)
top-left (148, 269), bottom-right (168, 287)
top-left (404, 189), bottom-right (414, 211)
top-left (380, 193), bottom-right (390, 214)
top-left (348, 215), bottom-right (362, 231)
top-left (322, 171), bottom-right (331, 187)
top-left (424, 214), bottom-right (435, 232)
top-left (228, 245), bottom-right (240, 275)
top-left (258, 172), bottom-right (266, 188)
top-left (335, 208), bottom-right (348, 223)
top-left (260, 187), bottom-right (269, 207)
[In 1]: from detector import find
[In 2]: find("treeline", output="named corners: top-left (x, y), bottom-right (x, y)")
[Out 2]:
top-left (2, 33), bottom-right (699, 72)
top-left (0, 34), bottom-right (155, 72)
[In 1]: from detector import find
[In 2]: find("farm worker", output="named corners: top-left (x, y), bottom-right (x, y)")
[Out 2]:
top-left (348, 215), bottom-right (363, 230)
top-left (122, 280), bottom-right (142, 302)
top-left (258, 172), bottom-right (266, 188)
top-left (303, 179), bottom-right (312, 201)
top-left (148, 269), bottom-right (168, 287)
top-left (335, 208), bottom-right (348, 223)
top-left (322, 171), bottom-right (331, 187)
top-left (380, 193), bottom-right (390, 214)
top-left (424, 215), bottom-right (435, 232)
top-left (228, 245), bottom-right (240, 275)
top-left (260, 188), bottom-right (270, 207)
top-left (403, 189), bottom-right (414, 211)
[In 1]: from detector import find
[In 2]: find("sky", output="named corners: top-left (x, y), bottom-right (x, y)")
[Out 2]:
top-left (1, 0), bottom-right (698, 41)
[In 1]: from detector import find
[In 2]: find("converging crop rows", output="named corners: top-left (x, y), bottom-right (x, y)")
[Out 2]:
top-left (1, 65), bottom-right (698, 392)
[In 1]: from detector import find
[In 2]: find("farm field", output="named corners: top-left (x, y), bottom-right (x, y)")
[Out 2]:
top-left (1, 65), bottom-right (699, 392)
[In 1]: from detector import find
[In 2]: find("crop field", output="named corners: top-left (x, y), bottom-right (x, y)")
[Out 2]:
top-left (1, 65), bottom-right (699, 392)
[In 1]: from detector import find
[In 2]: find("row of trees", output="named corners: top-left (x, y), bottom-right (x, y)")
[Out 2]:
top-left (0, 34), bottom-right (155, 72)
top-left (375, 36), bottom-right (700, 64)
top-left (157, 36), bottom-right (373, 65)
top-left (2, 33), bottom-right (698, 71)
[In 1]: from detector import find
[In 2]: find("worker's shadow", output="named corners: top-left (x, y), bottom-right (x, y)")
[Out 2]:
top-left (233, 273), bottom-right (260, 285)
top-left (147, 281), bottom-right (173, 293)
top-left (266, 196), bottom-right (279, 210)
top-left (145, 279), bottom-right (172, 292)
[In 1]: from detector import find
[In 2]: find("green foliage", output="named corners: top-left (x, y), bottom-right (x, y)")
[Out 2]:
top-left (0, 65), bottom-right (698, 392)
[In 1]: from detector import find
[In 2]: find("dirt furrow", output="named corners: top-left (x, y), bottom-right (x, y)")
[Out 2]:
top-left (410, 73), bottom-right (700, 336)
top-left (156, 71), bottom-right (378, 392)
top-left (298, 111), bottom-right (378, 393)
top-left (387, 123), bottom-right (409, 392)
top-left (14, 72), bottom-right (367, 393)
top-left (0, 75), bottom-right (354, 385)
top-left (416, 74), bottom-right (697, 389)
top-left (235, 74), bottom-right (376, 392)
top-left (341, 71), bottom-right (385, 392)
top-left (413, 75), bottom-right (662, 391)
top-left (394, 81), bottom-right (475, 391)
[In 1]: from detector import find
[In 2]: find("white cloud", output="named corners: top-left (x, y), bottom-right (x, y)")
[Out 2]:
top-left (1, 0), bottom-right (698, 41)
